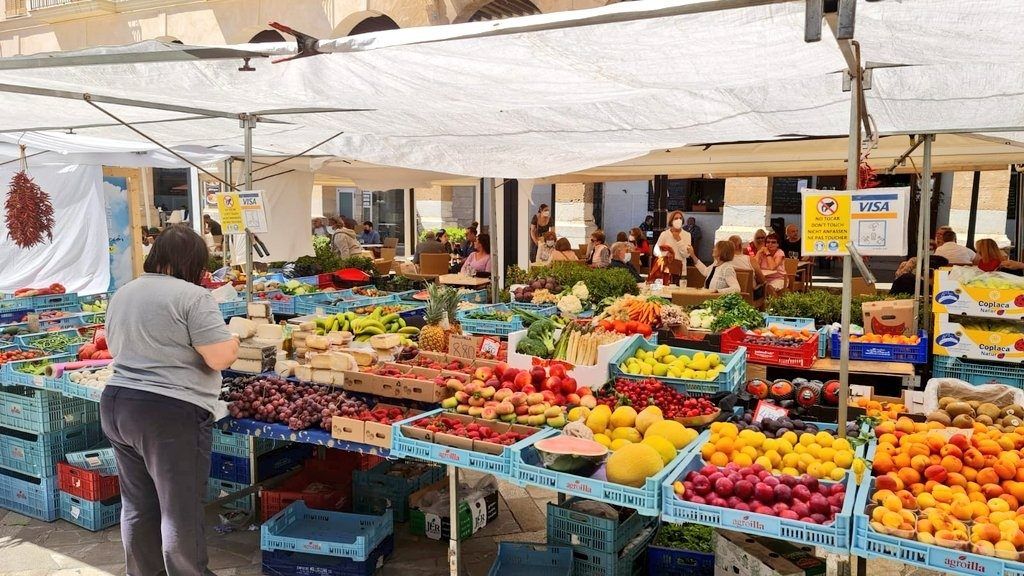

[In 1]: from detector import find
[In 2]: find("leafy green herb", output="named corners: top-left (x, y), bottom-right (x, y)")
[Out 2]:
top-left (505, 263), bottom-right (639, 305)
top-left (653, 523), bottom-right (715, 553)
top-left (704, 293), bottom-right (762, 332)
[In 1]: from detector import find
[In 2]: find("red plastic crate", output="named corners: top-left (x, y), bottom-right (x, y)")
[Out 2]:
top-left (259, 458), bottom-right (355, 522)
top-left (58, 461), bottom-right (119, 502)
top-left (720, 326), bottom-right (818, 368)
top-left (317, 273), bottom-right (337, 290)
top-left (322, 448), bottom-right (385, 471)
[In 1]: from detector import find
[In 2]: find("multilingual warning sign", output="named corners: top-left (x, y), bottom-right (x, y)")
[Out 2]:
top-left (216, 190), bottom-right (268, 234)
top-left (801, 187), bottom-right (909, 257)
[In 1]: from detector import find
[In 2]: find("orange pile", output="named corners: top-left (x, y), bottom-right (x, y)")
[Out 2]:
top-left (870, 416), bottom-right (1024, 558)
top-left (850, 333), bottom-right (920, 345)
top-left (855, 398), bottom-right (907, 421)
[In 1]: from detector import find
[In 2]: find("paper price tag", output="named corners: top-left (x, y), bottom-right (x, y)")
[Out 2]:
top-left (479, 338), bottom-right (500, 358)
top-left (424, 512), bottom-right (443, 540)
top-left (449, 333), bottom-right (477, 360)
top-left (752, 400), bottom-right (789, 424)
top-left (470, 497), bottom-right (488, 532)
top-left (70, 506), bottom-right (81, 519)
top-left (32, 376), bottom-right (44, 387)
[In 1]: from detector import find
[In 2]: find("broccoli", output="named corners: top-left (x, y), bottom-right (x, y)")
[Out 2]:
top-left (527, 319), bottom-right (557, 354)
top-left (516, 337), bottom-right (551, 358)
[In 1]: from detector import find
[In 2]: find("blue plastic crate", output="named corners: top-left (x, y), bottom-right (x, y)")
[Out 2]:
top-left (0, 353), bottom-right (75, 389)
top-left (0, 296), bottom-right (37, 324)
top-left (15, 328), bottom-right (89, 356)
top-left (327, 294), bottom-right (400, 315)
top-left (0, 386), bottom-right (98, 434)
top-left (262, 535), bottom-right (394, 576)
top-left (211, 429), bottom-right (281, 459)
top-left (60, 371), bottom-right (105, 403)
top-left (817, 326), bottom-right (830, 358)
top-left (546, 498), bottom-right (648, 554)
top-left (261, 501), bottom-right (393, 562)
top-left (293, 291), bottom-right (353, 316)
top-left (257, 443), bottom-right (315, 482)
top-left (932, 355), bottom-right (1024, 389)
top-left (2, 313), bottom-right (89, 332)
top-left (455, 304), bottom-right (557, 336)
top-left (0, 466), bottom-right (58, 521)
top-left (389, 409), bottom-right (545, 479)
top-left (512, 427), bottom-right (689, 517)
top-left (32, 293), bottom-right (80, 312)
top-left (608, 336), bottom-right (746, 396)
top-left (647, 538), bottom-right (714, 576)
top-left (563, 525), bottom-right (656, 576)
top-left (219, 300), bottom-right (247, 319)
top-left (660, 430), bottom-right (854, 553)
top-left (459, 289), bottom-right (489, 304)
top-left (59, 492), bottom-right (120, 531)
top-left (267, 293), bottom-right (297, 315)
top-left (206, 477), bottom-right (253, 512)
top-left (65, 447), bottom-right (118, 476)
top-left (763, 315), bottom-right (816, 330)
top-left (0, 422), bottom-right (101, 478)
top-left (830, 330), bottom-right (928, 364)
top-left (210, 451), bottom-right (251, 483)
top-left (353, 459), bottom-right (445, 522)
top-left (487, 543), bottom-right (573, 576)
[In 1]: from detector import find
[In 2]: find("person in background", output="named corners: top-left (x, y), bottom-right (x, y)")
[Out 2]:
top-left (630, 227), bottom-right (651, 266)
top-left (779, 224), bottom-right (803, 259)
top-left (550, 237), bottom-right (579, 262)
top-left (140, 229), bottom-right (154, 256)
top-left (102, 225), bottom-right (239, 576)
top-left (178, 204), bottom-right (190, 223)
top-left (616, 231), bottom-right (629, 244)
top-left (689, 241), bottom-right (741, 294)
top-left (890, 255), bottom-right (949, 296)
top-left (331, 217), bottom-right (362, 259)
top-left (609, 242), bottom-right (641, 282)
top-left (436, 230), bottom-right (453, 253)
top-left (203, 214), bottom-right (223, 253)
top-left (934, 229), bottom-right (976, 264)
top-left (683, 217), bottom-right (702, 259)
top-left (461, 233), bottom-right (492, 276)
top-left (974, 238), bottom-right (1024, 271)
top-left (412, 229), bottom-right (446, 265)
top-left (312, 217), bottom-right (331, 237)
top-left (459, 227), bottom-right (478, 259)
top-left (535, 230), bottom-right (557, 265)
top-left (654, 210), bottom-right (692, 279)
top-left (639, 215), bottom-right (656, 237)
top-left (587, 230), bottom-right (611, 268)
top-left (529, 204), bottom-right (553, 261)
top-left (934, 226), bottom-right (952, 248)
top-left (757, 233), bottom-right (787, 294)
top-left (359, 221), bottom-right (381, 245)
top-left (746, 229), bottom-right (767, 256)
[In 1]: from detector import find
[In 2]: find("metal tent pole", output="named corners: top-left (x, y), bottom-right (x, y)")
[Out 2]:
top-left (920, 137), bottom-right (934, 338)
top-left (242, 113), bottom-right (256, 303)
top-left (911, 135), bottom-right (933, 332)
top-left (488, 178), bottom-right (500, 301)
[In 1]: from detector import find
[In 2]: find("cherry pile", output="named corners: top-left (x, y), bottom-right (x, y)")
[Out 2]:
top-left (598, 378), bottom-right (718, 419)
top-left (413, 416), bottom-right (528, 446)
top-left (222, 375), bottom-right (369, 431)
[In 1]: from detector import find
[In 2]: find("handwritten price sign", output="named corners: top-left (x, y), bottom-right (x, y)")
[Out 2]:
top-left (449, 333), bottom-right (477, 360)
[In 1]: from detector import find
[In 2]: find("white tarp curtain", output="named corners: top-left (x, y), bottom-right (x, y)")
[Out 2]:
top-left (229, 170), bottom-right (315, 266)
top-left (0, 164), bottom-right (109, 294)
top-left (0, 0), bottom-right (1019, 180)
top-left (0, 133), bottom-right (231, 169)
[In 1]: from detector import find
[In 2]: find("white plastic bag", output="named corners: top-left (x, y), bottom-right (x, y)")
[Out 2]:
top-left (920, 377), bottom-right (1024, 415)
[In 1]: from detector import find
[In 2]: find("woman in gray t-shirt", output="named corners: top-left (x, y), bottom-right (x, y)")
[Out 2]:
top-left (101, 224), bottom-right (238, 576)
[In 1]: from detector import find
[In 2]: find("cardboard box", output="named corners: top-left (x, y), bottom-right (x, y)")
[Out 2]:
top-left (409, 478), bottom-right (499, 541)
top-left (862, 299), bottom-right (916, 336)
top-left (399, 413), bottom-right (540, 456)
top-left (714, 530), bottom-right (825, 576)
top-left (933, 313), bottom-right (1024, 363)
top-left (341, 369), bottom-right (405, 398)
top-left (331, 403), bottom-right (424, 449)
top-left (933, 269), bottom-right (1024, 319)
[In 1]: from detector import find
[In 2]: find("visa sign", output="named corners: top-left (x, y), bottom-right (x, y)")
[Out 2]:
top-left (858, 201), bottom-right (890, 211)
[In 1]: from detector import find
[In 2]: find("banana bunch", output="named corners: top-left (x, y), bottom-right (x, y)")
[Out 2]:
top-left (314, 308), bottom-right (420, 344)
top-left (958, 317), bottom-right (1022, 334)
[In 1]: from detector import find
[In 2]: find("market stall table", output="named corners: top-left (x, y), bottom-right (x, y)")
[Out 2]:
top-left (438, 274), bottom-right (490, 288)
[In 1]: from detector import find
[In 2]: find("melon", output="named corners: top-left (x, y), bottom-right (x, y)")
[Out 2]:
top-left (534, 435), bottom-right (608, 475)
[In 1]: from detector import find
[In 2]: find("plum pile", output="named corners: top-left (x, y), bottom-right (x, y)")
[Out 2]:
top-left (735, 411), bottom-right (860, 438)
top-left (222, 375), bottom-right (369, 431)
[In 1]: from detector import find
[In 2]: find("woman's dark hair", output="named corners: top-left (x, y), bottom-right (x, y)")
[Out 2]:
top-left (592, 230), bottom-right (606, 244)
top-left (477, 233), bottom-right (491, 254)
top-left (555, 237), bottom-right (572, 251)
top-left (436, 230), bottom-right (448, 241)
top-left (616, 231), bottom-right (628, 242)
top-left (538, 204), bottom-right (549, 213)
top-left (143, 224), bottom-right (209, 285)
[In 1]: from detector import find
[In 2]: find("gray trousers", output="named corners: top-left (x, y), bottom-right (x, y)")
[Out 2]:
top-left (100, 386), bottom-right (214, 576)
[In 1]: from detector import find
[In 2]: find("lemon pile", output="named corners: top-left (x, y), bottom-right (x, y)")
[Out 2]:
top-left (618, 345), bottom-right (724, 382)
top-left (700, 422), bottom-right (855, 481)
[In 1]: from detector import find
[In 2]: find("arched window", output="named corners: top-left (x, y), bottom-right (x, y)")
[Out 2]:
top-left (468, 0), bottom-right (541, 22)
top-left (349, 15), bottom-right (400, 36)
top-left (248, 30), bottom-right (286, 43)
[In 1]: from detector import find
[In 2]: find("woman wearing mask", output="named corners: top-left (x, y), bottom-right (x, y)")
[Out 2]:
top-left (630, 227), bottom-right (651, 266)
top-left (689, 241), bottom-right (741, 294)
top-left (530, 204), bottom-right (553, 261)
top-left (654, 210), bottom-right (693, 281)
top-left (461, 233), bottom-right (492, 276)
top-left (535, 230), bottom-right (557, 265)
top-left (757, 233), bottom-right (787, 294)
top-left (102, 225), bottom-right (239, 576)
top-left (586, 230), bottom-right (611, 268)
top-left (550, 238), bottom-right (579, 262)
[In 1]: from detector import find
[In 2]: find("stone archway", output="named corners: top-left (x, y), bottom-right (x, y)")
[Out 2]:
top-left (334, 11), bottom-right (401, 37)
top-left (248, 30), bottom-right (286, 43)
top-left (454, 0), bottom-right (541, 23)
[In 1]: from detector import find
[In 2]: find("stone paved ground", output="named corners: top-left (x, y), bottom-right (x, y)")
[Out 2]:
top-left (0, 476), bottom-right (950, 576)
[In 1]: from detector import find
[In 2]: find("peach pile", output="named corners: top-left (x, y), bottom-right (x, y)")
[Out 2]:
top-left (869, 416), bottom-right (1024, 559)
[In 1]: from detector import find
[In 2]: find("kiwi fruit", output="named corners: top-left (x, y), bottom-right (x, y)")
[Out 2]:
top-left (976, 414), bottom-right (994, 426)
top-left (1003, 414), bottom-right (1023, 428)
top-left (927, 411), bottom-right (952, 426)
top-left (1003, 404), bottom-right (1024, 418)
top-left (967, 400), bottom-right (982, 412)
top-left (946, 401), bottom-right (974, 417)
top-left (977, 403), bottom-right (1001, 420)
top-left (939, 397), bottom-right (957, 410)
top-left (952, 414), bottom-right (975, 429)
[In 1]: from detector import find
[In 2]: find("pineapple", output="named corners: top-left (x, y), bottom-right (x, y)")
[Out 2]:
top-left (445, 288), bottom-right (463, 337)
top-left (419, 283), bottom-right (451, 352)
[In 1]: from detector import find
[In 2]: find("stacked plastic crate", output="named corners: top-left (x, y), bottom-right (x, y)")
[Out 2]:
top-left (206, 429), bottom-right (314, 513)
top-left (0, 385), bottom-right (101, 521)
top-left (58, 447), bottom-right (120, 531)
top-left (545, 497), bottom-right (658, 576)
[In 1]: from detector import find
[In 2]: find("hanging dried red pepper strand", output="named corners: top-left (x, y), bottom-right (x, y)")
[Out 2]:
top-left (5, 145), bottom-right (55, 249)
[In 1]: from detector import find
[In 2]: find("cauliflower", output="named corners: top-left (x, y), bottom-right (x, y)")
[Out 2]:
top-left (571, 281), bottom-right (589, 301)
top-left (558, 294), bottom-right (583, 316)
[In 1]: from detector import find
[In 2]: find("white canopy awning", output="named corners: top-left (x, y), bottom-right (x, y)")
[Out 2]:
top-left (0, 0), bottom-right (1020, 180)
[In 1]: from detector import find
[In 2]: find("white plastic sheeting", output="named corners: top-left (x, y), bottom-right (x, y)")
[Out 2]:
top-left (0, 164), bottom-right (109, 294)
top-left (0, 0), bottom-right (1018, 179)
top-left (228, 170), bottom-right (315, 266)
